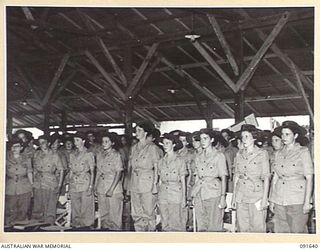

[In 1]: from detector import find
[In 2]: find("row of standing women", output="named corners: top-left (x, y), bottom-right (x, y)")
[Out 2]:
top-left (5, 120), bottom-right (314, 233)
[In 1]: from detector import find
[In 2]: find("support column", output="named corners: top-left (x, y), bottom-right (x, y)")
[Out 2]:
top-left (43, 104), bottom-right (51, 136)
top-left (61, 111), bottom-right (67, 133)
top-left (7, 112), bottom-right (13, 140)
top-left (234, 29), bottom-right (245, 123)
top-left (124, 46), bottom-right (133, 136)
top-left (205, 101), bottom-right (214, 129)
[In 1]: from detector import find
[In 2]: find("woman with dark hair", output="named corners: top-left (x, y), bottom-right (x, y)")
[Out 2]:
top-left (128, 121), bottom-right (161, 231)
top-left (269, 121), bottom-right (313, 233)
top-left (5, 136), bottom-right (33, 225)
top-left (231, 124), bottom-right (270, 232)
top-left (157, 133), bottom-right (186, 231)
top-left (69, 132), bottom-right (95, 228)
top-left (95, 132), bottom-right (124, 230)
top-left (191, 128), bottom-right (228, 232)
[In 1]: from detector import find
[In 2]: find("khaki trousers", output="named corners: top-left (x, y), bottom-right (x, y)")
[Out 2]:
top-left (70, 191), bottom-right (95, 227)
top-left (274, 204), bottom-right (309, 233)
top-left (5, 192), bottom-right (31, 225)
top-left (236, 202), bottom-right (266, 232)
top-left (98, 193), bottom-right (123, 230)
top-left (131, 192), bottom-right (156, 231)
top-left (159, 203), bottom-right (185, 231)
top-left (32, 188), bottom-right (58, 224)
top-left (194, 196), bottom-right (224, 232)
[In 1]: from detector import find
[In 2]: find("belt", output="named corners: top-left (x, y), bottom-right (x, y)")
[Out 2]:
top-left (278, 175), bottom-right (304, 181)
top-left (7, 175), bottom-right (27, 180)
top-left (238, 174), bottom-right (260, 181)
top-left (198, 176), bottom-right (219, 181)
top-left (72, 171), bottom-right (90, 177)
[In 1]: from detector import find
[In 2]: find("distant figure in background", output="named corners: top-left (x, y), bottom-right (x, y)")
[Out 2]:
top-left (128, 121), bottom-right (161, 231)
top-left (5, 137), bottom-right (33, 225)
top-left (157, 133), bottom-right (186, 231)
top-left (69, 132), bottom-right (95, 228)
top-left (232, 125), bottom-right (270, 233)
top-left (95, 132), bottom-right (124, 230)
top-left (32, 135), bottom-right (64, 224)
top-left (221, 129), bottom-right (238, 192)
top-left (269, 121), bottom-right (313, 233)
top-left (191, 129), bottom-right (228, 232)
top-left (86, 130), bottom-right (101, 155)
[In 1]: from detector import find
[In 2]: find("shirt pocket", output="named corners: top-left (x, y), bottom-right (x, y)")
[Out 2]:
top-left (253, 180), bottom-right (263, 192)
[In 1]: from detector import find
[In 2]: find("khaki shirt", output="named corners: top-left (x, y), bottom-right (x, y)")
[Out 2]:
top-left (177, 147), bottom-right (194, 174)
top-left (129, 142), bottom-right (161, 193)
top-left (69, 148), bottom-right (95, 192)
top-left (23, 145), bottom-right (36, 159)
top-left (192, 148), bottom-right (228, 200)
top-left (96, 149), bottom-right (123, 195)
top-left (158, 153), bottom-right (186, 204)
top-left (6, 152), bottom-right (33, 195)
top-left (33, 149), bottom-right (63, 190)
top-left (270, 143), bottom-right (313, 206)
top-left (234, 146), bottom-right (270, 203)
top-left (224, 144), bottom-right (238, 175)
top-left (87, 143), bottom-right (102, 156)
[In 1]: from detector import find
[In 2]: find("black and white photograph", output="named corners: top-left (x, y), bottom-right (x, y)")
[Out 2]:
top-left (2, 4), bottom-right (316, 238)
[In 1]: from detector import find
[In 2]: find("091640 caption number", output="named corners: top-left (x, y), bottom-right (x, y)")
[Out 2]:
top-left (300, 244), bottom-right (318, 248)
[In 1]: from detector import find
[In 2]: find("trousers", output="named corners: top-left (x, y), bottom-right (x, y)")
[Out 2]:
top-left (32, 188), bottom-right (58, 224)
top-left (131, 192), bottom-right (156, 231)
top-left (274, 204), bottom-right (309, 233)
top-left (159, 203), bottom-right (185, 231)
top-left (70, 191), bottom-right (95, 227)
top-left (236, 202), bottom-right (266, 232)
top-left (194, 196), bottom-right (224, 232)
top-left (5, 192), bottom-right (31, 225)
top-left (98, 193), bottom-right (123, 230)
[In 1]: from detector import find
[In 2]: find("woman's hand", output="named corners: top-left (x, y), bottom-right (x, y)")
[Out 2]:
top-left (231, 199), bottom-right (236, 210)
top-left (269, 202), bottom-right (275, 213)
top-left (303, 202), bottom-right (313, 214)
top-left (261, 199), bottom-right (269, 210)
top-left (219, 195), bottom-right (227, 209)
top-left (106, 188), bottom-right (114, 197)
top-left (86, 185), bottom-right (93, 196)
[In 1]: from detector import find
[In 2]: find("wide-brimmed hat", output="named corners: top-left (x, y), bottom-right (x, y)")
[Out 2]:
top-left (38, 134), bottom-right (50, 142)
top-left (8, 136), bottom-right (23, 148)
top-left (271, 127), bottom-right (282, 139)
top-left (240, 124), bottom-right (260, 133)
top-left (187, 131), bottom-right (201, 144)
top-left (73, 131), bottom-right (87, 140)
top-left (160, 133), bottom-right (183, 151)
top-left (277, 120), bottom-right (307, 136)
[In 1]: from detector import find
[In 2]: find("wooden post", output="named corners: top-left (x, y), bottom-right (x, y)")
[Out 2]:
top-left (7, 112), bottom-right (13, 140)
top-left (234, 29), bottom-right (245, 123)
top-left (43, 104), bottom-right (51, 136)
top-left (61, 111), bottom-right (67, 133)
top-left (205, 101), bottom-right (214, 129)
top-left (124, 46), bottom-right (133, 136)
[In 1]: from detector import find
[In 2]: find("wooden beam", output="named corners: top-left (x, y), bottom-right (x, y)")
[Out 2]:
top-left (7, 112), bottom-right (13, 140)
top-left (85, 50), bottom-right (126, 100)
top-left (14, 64), bottom-right (42, 104)
top-left (41, 53), bottom-right (70, 106)
top-left (131, 55), bottom-right (162, 98)
top-left (235, 12), bottom-right (290, 92)
top-left (58, 12), bottom-right (83, 30)
top-left (207, 14), bottom-right (239, 76)
top-left (125, 43), bottom-right (159, 99)
top-left (98, 37), bottom-right (127, 86)
top-left (291, 63), bottom-right (314, 123)
top-left (237, 9), bottom-right (313, 91)
top-left (192, 40), bottom-right (237, 92)
top-left (50, 70), bottom-right (77, 103)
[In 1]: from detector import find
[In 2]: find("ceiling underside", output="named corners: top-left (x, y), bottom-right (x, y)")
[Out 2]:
top-left (6, 7), bottom-right (314, 129)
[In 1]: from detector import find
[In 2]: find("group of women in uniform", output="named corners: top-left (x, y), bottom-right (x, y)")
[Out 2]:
top-left (5, 120), bottom-right (314, 233)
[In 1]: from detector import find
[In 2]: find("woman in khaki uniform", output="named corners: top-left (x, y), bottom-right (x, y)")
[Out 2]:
top-left (95, 132), bottom-right (124, 230)
top-left (157, 133), bottom-right (186, 231)
top-left (191, 129), bottom-right (228, 232)
top-left (5, 137), bottom-right (33, 225)
top-left (231, 125), bottom-right (270, 233)
top-left (69, 132), bottom-right (95, 228)
top-left (269, 121), bottom-right (313, 233)
top-left (32, 135), bottom-right (64, 224)
top-left (128, 121), bottom-right (161, 231)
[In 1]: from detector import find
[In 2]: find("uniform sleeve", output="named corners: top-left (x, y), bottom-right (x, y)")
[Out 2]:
top-left (234, 153), bottom-right (239, 176)
top-left (301, 147), bottom-right (314, 176)
top-left (26, 157), bottom-right (33, 173)
top-left (217, 152), bottom-right (228, 177)
top-left (87, 152), bottom-right (95, 170)
top-left (260, 150), bottom-right (270, 178)
top-left (55, 154), bottom-right (64, 171)
top-left (150, 144), bottom-right (161, 165)
top-left (59, 152), bottom-right (68, 170)
top-left (178, 158), bottom-right (187, 177)
top-left (114, 152), bottom-right (124, 172)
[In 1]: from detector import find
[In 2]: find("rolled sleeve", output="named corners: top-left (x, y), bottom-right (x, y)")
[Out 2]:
top-left (261, 150), bottom-right (271, 179)
top-left (217, 153), bottom-right (228, 177)
top-left (114, 153), bottom-right (124, 172)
